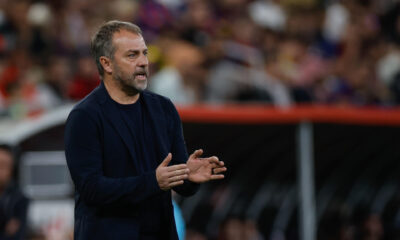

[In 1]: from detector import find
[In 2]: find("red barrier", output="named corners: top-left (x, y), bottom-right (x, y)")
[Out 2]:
top-left (177, 105), bottom-right (400, 126)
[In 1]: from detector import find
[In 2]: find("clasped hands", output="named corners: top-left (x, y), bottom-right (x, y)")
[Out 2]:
top-left (156, 149), bottom-right (227, 191)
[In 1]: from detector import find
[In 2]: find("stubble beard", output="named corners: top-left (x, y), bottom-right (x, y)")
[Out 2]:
top-left (113, 65), bottom-right (148, 97)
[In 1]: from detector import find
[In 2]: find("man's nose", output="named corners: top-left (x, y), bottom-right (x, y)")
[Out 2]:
top-left (137, 53), bottom-right (148, 67)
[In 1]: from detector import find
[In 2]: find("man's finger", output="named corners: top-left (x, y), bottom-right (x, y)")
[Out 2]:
top-left (191, 149), bottom-right (203, 158)
top-left (160, 153), bottom-right (172, 167)
top-left (167, 169), bottom-right (189, 178)
top-left (166, 164), bottom-right (188, 172)
top-left (210, 162), bottom-right (222, 169)
top-left (212, 167), bottom-right (227, 174)
top-left (206, 156), bottom-right (221, 164)
top-left (168, 174), bottom-right (188, 182)
top-left (197, 157), bottom-right (223, 166)
top-left (210, 174), bottom-right (225, 180)
top-left (169, 180), bottom-right (184, 187)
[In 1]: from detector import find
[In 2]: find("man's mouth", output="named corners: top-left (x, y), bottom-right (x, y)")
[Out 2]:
top-left (134, 72), bottom-right (147, 80)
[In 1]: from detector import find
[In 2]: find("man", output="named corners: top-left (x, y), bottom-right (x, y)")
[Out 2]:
top-left (0, 144), bottom-right (29, 240)
top-left (64, 20), bottom-right (227, 240)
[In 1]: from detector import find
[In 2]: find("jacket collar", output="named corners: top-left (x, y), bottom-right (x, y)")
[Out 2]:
top-left (93, 81), bottom-right (108, 105)
top-left (94, 81), bottom-right (151, 105)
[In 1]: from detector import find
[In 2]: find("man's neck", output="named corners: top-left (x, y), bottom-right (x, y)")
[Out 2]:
top-left (103, 78), bottom-right (140, 105)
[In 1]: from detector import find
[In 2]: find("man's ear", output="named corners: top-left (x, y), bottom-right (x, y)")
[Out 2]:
top-left (100, 56), bottom-right (112, 74)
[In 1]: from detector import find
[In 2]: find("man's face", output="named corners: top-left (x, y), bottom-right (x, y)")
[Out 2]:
top-left (111, 30), bottom-right (149, 95)
top-left (0, 150), bottom-right (13, 187)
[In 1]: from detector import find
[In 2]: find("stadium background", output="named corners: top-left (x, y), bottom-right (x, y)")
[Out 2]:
top-left (1, 0), bottom-right (400, 239)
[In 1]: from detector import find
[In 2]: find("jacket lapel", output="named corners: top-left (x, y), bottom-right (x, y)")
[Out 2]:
top-left (95, 82), bottom-right (141, 171)
top-left (140, 92), bottom-right (169, 164)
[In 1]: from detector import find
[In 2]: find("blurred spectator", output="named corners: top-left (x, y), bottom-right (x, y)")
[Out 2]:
top-left (248, 0), bottom-right (286, 32)
top-left (185, 228), bottom-right (207, 240)
top-left (218, 216), bottom-right (244, 240)
top-left (318, 204), bottom-right (355, 240)
top-left (0, 0), bottom-right (398, 110)
top-left (0, 49), bottom-right (61, 119)
top-left (217, 215), bottom-right (264, 240)
top-left (137, 0), bottom-right (174, 42)
top-left (361, 214), bottom-right (384, 240)
top-left (67, 54), bottom-right (100, 100)
top-left (178, 0), bottom-right (217, 47)
top-left (149, 39), bottom-right (205, 104)
top-left (0, 144), bottom-right (29, 240)
top-left (323, 1), bottom-right (349, 43)
top-left (244, 219), bottom-right (265, 240)
top-left (44, 56), bottom-right (72, 101)
top-left (205, 15), bottom-right (292, 106)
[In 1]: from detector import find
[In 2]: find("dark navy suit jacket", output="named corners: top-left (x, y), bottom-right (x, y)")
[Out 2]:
top-left (64, 82), bottom-right (199, 240)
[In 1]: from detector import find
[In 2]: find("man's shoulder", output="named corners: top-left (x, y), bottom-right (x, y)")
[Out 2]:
top-left (70, 87), bottom-right (102, 117)
top-left (142, 90), bottom-right (170, 102)
top-left (142, 90), bottom-right (174, 108)
top-left (142, 91), bottom-right (181, 123)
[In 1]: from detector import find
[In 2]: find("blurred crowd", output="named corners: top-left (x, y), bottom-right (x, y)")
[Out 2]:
top-left (0, 0), bottom-right (400, 119)
top-left (1, 0), bottom-right (400, 239)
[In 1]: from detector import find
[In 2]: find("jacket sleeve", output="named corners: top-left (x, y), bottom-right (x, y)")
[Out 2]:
top-left (166, 101), bottom-right (200, 196)
top-left (65, 109), bottom-right (163, 207)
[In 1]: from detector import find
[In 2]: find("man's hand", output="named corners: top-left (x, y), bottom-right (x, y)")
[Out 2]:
top-left (156, 153), bottom-right (189, 191)
top-left (187, 149), bottom-right (227, 183)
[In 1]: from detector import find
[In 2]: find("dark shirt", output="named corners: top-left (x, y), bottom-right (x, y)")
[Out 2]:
top-left (115, 97), bottom-right (163, 235)
top-left (117, 97), bottom-right (159, 172)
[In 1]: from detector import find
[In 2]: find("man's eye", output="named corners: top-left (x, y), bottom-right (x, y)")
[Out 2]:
top-left (128, 54), bottom-right (136, 57)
